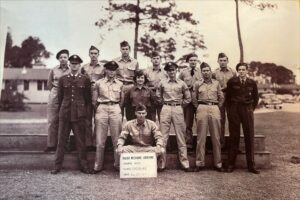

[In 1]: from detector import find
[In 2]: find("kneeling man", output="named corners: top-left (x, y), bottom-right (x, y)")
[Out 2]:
top-left (116, 104), bottom-right (164, 167)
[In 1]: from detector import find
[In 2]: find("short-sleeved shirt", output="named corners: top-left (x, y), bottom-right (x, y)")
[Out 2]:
top-left (125, 85), bottom-right (157, 107)
top-left (47, 65), bottom-right (70, 90)
top-left (192, 79), bottom-right (224, 108)
top-left (156, 78), bottom-right (191, 106)
top-left (143, 67), bottom-right (168, 89)
top-left (178, 67), bottom-right (202, 90)
top-left (81, 62), bottom-right (105, 83)
top-left (212, 67), bottom-right (235, 92)
top-left (117, 119), bottom-right (163, 147)
top-left (113, 56), bottom-right (139, 83)
top-left (93, 77), bottom-right (123, 106)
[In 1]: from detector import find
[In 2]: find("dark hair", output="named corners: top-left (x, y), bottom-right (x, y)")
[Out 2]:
top-left (120, 41), bottom-right (130, 48)
top-left (236, 62), bottom-right (248, 71)
top-left (218, 52), bottom-right (228, 60)
top-left (135, 103), bottom-right (147, 112)
top-left (151, 51), bottom-right (160, 58)
top-left (186, 53), bottom-right (198, 62)
top-left (89, 45), bottom-right (99, 53)
top-left (133, 70), bottom-right (148, 84)
top-left (200, 62), bottom-right (211, 71)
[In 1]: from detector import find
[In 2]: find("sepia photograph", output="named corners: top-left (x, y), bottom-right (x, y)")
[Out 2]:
top-left (0, 0), bottom-right (299, 199)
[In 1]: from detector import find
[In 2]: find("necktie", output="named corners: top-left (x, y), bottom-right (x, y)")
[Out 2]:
top-left (191, 68), bottom-right (195, 77)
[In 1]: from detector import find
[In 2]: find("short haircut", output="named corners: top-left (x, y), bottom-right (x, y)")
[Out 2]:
top-left (133, 70), bottom-right (148, 84)
top-left (89, 45), bottom-right (99, 53)
top-left (200, 62), bottom-right (211, 71)
top-left (218, 52), bottom-right (228, 60)
top-left (120, 41), bottom-right (130, 48)
top-left (186, 53), bottom-right (198, 62)
top-left (135, 103), bottom-right (147, 112)
top-left (236, 62), bottom-right (248, 71)
top-left (151, 51), bottom-right (160, 58)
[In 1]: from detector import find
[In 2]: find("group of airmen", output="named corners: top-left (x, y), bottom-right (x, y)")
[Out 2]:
top-left (46, 40), bottom-right (260, 175)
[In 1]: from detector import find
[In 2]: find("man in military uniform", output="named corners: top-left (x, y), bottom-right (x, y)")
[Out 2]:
top-left (45, 49), bottom-right (70, 152)
top-left (113, 41), bottom-right (139, 120)
top-left (226, 63), bottom-right (260, 174)
top-left (179, 53), bottom-right (202, 150)
top-left (144, 51), bottom-right (168, 122)
top-left (156, 62), bottom-right (193, 172)
top-left (212, 53), bottom-right (235, 147)
top-left (92, 61), bottom-right (124, 173)
top-left (192, 62), bottom-right (225, 172)
top-left (81, 45), bottom-right (105, 151)
top-left (51, 55), bottom-right (92, 174)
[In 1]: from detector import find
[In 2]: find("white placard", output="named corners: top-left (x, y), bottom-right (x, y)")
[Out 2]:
top-left (120, 152), bottom-right (157, 179)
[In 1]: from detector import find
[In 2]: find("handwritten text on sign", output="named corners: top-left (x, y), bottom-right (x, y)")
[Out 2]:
top-left (120, 152), bottom-right (157, 178)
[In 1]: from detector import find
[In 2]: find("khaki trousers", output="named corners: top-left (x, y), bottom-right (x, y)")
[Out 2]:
top-left (47, 88), bottom-right (59, 147)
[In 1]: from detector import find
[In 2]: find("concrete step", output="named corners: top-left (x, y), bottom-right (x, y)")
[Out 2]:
top-left (0, 134), bottom-right (266, 151)
top-left (0, 150), bottom-right (271, 170)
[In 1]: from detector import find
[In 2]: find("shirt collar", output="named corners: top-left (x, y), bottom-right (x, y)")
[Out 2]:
top-left (104, 77), bottom-right (116, 83)
top-left (118, 56), bottom-right (132, 62)
top-left (167, 78), bottom-right (178, 83)
top-left (134, 85), bottom-right (146, 90)
top-left (220, 67), bottom-right (229, 72)
top-left (59, 65), bottom-right (69, 70)
top-left (203, 78), bottom-right (213, 84)
top-left (134, 119), bottom-right (146, 127)
top-left (152, 66), bottom-right (161, 71)
top-left (89, 62), bottom-right (101, 67)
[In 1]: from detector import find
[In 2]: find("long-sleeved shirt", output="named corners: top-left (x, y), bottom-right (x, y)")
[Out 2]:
top-left (192, 79), bottom-right (224, 108)
top-left (113, 56), bottom-right (139, 83)
top-left (117, 119), bottom-right (163, 147)
top-left (47, 65), bottom-right (70, 90)
top-left (178, 66), bottom-right (202, 90)
top-left (212, 67), bottom-right (235, 92)
top-left (156, 78), bottom-right (191, 107)
top-left (124, 85), bottom-right (157, 108)
top-left (92, 77), bottom-right (124, 107)
top-left (143, 67), bottom-right (168, 90)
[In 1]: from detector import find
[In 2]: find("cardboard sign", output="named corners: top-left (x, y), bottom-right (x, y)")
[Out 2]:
top-left (120, 152), bottom-right (157, 178)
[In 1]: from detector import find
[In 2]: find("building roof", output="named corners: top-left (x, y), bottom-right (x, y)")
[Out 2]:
top-left (3, 68), bottom-right (50, 80)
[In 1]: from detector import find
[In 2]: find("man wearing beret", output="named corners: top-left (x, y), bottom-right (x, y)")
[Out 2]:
top-left (113, 41), bottom-right (139, 120)
top-left (179, 53), bottom-right (202, 151)
top-left (81, 45), bottom-right (105, 151)
top-left (45, 49), bottom-right (70, 152)
top-left (156, 62), bottom-right (193, 172)
top-left (92, 61), bottom-right (124, 173)
top-left (51, 55), bottom-right (92, 174)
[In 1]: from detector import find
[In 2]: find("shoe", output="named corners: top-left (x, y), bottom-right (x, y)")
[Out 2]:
top-left (50, 169), bottom-right (60, 174)
top-left (80, 168), bottom-right (93, 174)
top-left (194, 166), bottom-right (205, 172)
top-left (91, 169), bottom-right (102, 174)
top-left (113, 166), bottom-right (120, 172)
top-left (213, 166), bottom-right (225, 172)
top-left (183, 167), bottom-right (194, 172)
top-left (86, 146), bottom-right (96, 152)
top-left (226, 166), bottom-right (235, 173)
top-left (248, 168), bottom-right (260, 174)
top-left (44, 147), bottom-right (56, 152)
top-left (157, 168), bottom-right (165, 172)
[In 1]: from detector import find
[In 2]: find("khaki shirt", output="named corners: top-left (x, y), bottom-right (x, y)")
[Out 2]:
top-left (113, 56), bottom-right (139, 83)
top-left (192, 79), bottom-right (224, 108)
top-left (178, 66), bottom-right (202, 90)
top-left (81, 62), bottom-right (105, 83)
top-left (117, 119), bottom-right (163, 147)
top-left (212, 67), bottom-right (235, 91)
top-left (47, 65), bottom-right (70, 90)
top-left (93, 77), bottom-right (124, 107)
top-left (156, 78), bottom-right (191, 106)
top-left (143, 67), bottom-right (168, 89)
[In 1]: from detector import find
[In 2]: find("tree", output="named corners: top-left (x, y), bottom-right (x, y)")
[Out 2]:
top-left (4, 32), bottom-right (51, 68)
top-left (95, 0), bottom-right (200, 59)
top-left (235, 0), bottom-right (277, 62)
top-left (182, 30), bottom-right (206, 53)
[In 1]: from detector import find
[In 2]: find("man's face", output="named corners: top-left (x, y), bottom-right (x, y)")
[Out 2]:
top-left (58, 53), bottom-right (69, 65)
top-left (70, 62), bottom-right (80, 71)
top-left (106, 69), bottom-right (116, 79)
top-left (136, 75), bottom-right (145, 85)
top-left (188, 56), bottom-right (198, 68)
top-left (166, 67), bottom-right (177, 79)
top-left (201, 66), bottom-right (212, 79)
top-left (120, 46), bottom-right (130, 57)
top-left (151, 56), bottom-right (161, 66)
top-left (135, 110), bottom-right (147, 122)
top-left (218, 57), bottom-right (228, 68)
top-left (89, 49), bottom-right (99, 62)
top-left (237, 65), bottom-right (248, 78)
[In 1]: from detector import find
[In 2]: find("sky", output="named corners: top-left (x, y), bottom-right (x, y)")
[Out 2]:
top-left (0, 0), bottom-right (299, 81)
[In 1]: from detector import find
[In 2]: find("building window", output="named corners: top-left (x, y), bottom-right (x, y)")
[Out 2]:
top-left (24, 80), bottom-right (29, 91)
top-left (43, 81), bottom-right (48, 90)
top-left (37, 80), bottom-right (43, 91)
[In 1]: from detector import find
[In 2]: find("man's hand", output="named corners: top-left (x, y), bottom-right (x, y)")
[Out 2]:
top-left (155, 145), bottom-right (165, 155)
top-left (116, 145), bottom-right (123, 154)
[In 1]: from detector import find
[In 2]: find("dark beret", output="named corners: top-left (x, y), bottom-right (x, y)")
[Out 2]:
top-left (68, 54), bottom-right (83, 64)
top-left (89, 45), bottom-right (99, 52)
top-left (104, 61), bottom-right (119, 71)
top-left (56, 49), bottom-right (69, 60)
top-left (185, 53), bottom-right (198, 62)
top-left (164, 62), bottom-right (178, 71)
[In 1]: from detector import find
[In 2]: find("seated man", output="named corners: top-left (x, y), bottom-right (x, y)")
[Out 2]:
top-left (116, 104), bottom-right (164, 167)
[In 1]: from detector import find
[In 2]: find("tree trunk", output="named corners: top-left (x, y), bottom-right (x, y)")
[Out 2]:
top-left (235, 0), bottom-right (244, 62)
top-left (133, 0), bottom-right (140, 59)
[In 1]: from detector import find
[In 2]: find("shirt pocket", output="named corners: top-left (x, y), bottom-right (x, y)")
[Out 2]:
top-left (112, 85), bottom-right (121, 98)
